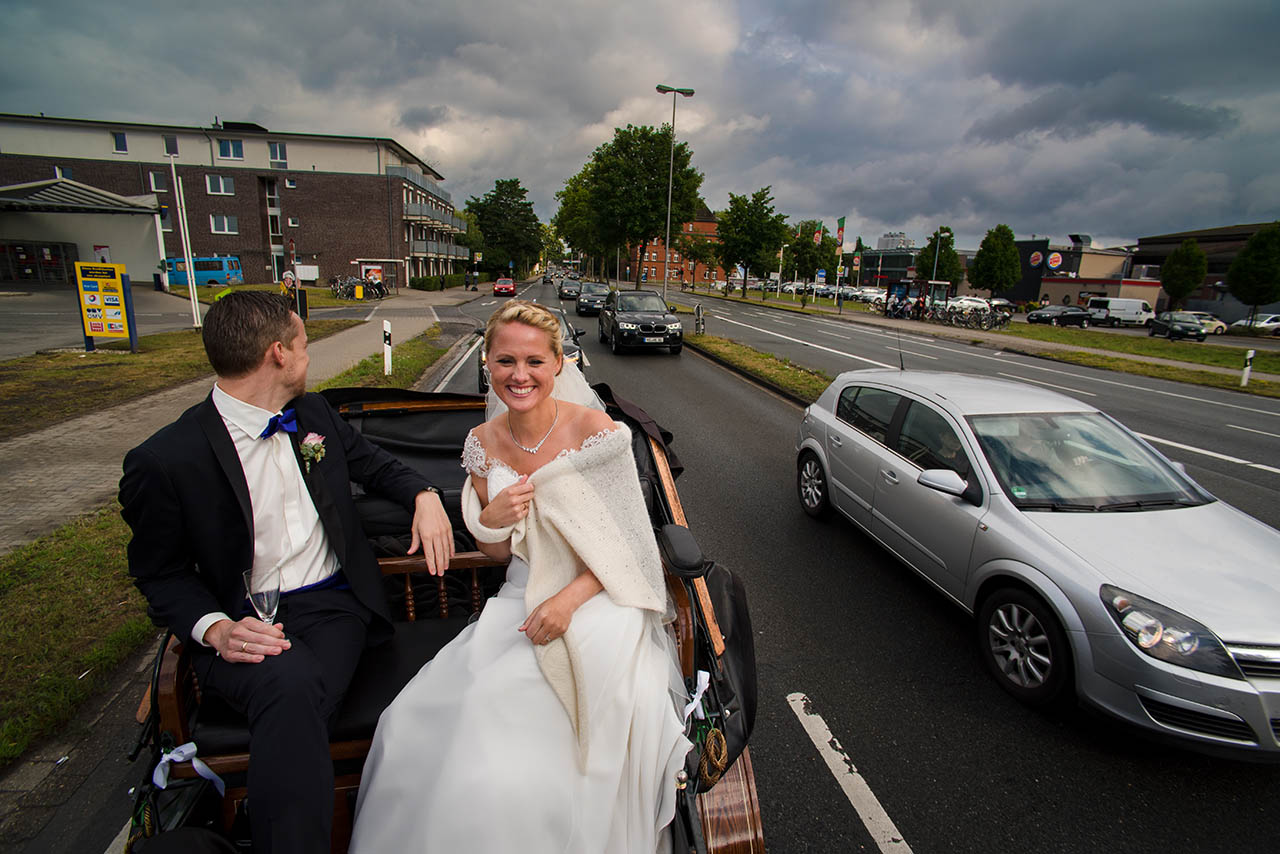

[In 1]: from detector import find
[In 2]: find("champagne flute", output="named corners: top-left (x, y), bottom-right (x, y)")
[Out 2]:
top-left (243, 565), bottom-right (281, 625)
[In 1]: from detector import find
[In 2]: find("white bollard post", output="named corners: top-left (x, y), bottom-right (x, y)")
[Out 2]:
top-left (1241, 349), bottom-right (1255, 387)
top-left (383, 320), bottom-right (392, 376)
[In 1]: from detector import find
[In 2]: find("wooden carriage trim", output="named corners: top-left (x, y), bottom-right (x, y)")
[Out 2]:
top-left (647, 436), bottom-right (726, 657)
top-left (334, 398), bottom-right (487, 416)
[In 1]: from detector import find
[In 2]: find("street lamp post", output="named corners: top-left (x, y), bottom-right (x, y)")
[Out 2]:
top-left (656, 84), bottom-right (694, 304)
top-left (777, 243), bottom-right (789, 298)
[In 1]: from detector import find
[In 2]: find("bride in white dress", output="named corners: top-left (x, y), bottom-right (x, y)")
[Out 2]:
top-left (350, 301), bottom-right (690, 853)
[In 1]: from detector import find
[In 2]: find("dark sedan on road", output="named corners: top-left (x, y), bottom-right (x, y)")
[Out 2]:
top-left (575, 281), bottom-right (610, 315)
top-left (557, 279), bottom-right (581, 300)
top-left (478, 304), bottom-right (585, 392)
top-left (1027, 304), bottom-right (1092, 327)
top-left (598, 289), bottom-right (683, 354)
top-left (1149, 312), bottom-right (1208, 342)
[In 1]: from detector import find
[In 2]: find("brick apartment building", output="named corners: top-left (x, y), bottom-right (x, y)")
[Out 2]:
top-left (628, 204), bottom-right (727, 285)
top-left (0, 113), bottom-right (468, 287)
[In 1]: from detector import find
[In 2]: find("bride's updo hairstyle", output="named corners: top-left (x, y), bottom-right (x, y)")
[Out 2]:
top-left (484, 300), bottom-right (563, 363)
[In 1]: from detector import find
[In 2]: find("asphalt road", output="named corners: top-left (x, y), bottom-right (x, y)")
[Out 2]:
top-left (454, 280), bottom-right (1280, 853)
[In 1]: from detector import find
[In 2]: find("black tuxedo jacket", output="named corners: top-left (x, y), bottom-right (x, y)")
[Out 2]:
top-left (119, 390), bottom-right (431, 645)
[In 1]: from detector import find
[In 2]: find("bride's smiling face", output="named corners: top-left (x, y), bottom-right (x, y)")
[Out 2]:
top-left (488, 321), bottom-right (562, 413)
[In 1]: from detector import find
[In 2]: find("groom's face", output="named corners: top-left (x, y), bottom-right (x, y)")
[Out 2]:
top-left (279, 313), bottom-right (310, 398)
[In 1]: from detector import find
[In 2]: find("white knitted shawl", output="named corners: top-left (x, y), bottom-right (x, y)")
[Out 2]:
top-left (460, 423), bottom-right (667, 763)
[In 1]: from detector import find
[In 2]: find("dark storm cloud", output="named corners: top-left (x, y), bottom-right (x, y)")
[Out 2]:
top-left (399, 105), bottom-right (450, 130)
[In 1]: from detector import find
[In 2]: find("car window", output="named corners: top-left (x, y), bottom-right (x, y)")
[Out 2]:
top-left (619, 294), bottom-right (668, 312)
top-left (898, 402), bottom-right (970, 475)
top-left (582, 282), bottom-right (609, 294)
top-left (837, 387), bottom-right (901, 445)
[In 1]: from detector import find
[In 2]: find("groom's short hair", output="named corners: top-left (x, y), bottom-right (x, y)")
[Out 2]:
top-left (203, 291), bottom-right (298, 378)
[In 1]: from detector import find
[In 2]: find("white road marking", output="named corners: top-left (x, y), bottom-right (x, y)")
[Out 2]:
top-left (434, 334), bottom-right (483, 392)
top-left (1228, 423), bottom-right (1280, 440)
top-left (885, 346), bottom-right (939, 361)
top-left (997, 372), bottom-right (1096, 397)
top-left (363, 305), bottom-right (380, 321)
top-left (818, 329), bottom-right (851, 339)
top-left (772, 318), bottom-right (795, 326)
top-left (1137, 433), bottom-right (1280, 475)
top-left (787, 692), bottom-right (913, 852)
top-left (710, 313), bottom-right (895, 369)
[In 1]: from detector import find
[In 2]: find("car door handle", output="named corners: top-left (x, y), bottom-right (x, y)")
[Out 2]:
top-left (881, 470), bottom-right (898, 484)
top-left (830, 436), bottom-right (843, 447)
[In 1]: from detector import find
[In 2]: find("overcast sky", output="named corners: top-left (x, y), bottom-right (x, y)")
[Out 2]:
top-left (5, 0), bottom-right (1278, 250)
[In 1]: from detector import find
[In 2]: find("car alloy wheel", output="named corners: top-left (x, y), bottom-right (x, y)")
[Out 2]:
top-left (598, 323), bottom-right (607, 343)
top-left (1050, 317), bottom-right (1060, 327)
top-left (978, 588), bottom-right (1071, 707)
top-left (797, 452), bottom-right (830, 518)
top-left (611, 330), bottom-right (622, 355)
top-left (1148, 325), bottom-right (1156, 336)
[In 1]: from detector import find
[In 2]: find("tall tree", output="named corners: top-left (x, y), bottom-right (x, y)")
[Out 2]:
top-left (1160, 238), bottom-right (1208, 309)
top-left (969, 224), bottom-right (1021, 296)
top-left (587, 124), bottom-right (703, 287)
top-left (1227, 223), bottom-right (1280, 323)
top-left (716, 187), bottom-right (789, 296)
top-left (540, 223), bottom-right (566, 271)
top-left (915, 226), bottom-right (964, 289)
top-left (466, 179), bottom-right (542, 277)
top-left (785, 220), bottom-right (840, 284)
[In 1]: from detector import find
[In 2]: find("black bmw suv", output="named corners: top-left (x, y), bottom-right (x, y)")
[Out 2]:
top-left (598, 289), bottom-right (683, 355)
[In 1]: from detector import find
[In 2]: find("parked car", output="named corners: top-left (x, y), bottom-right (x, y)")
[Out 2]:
top-left (1026, 305), bottom-right (1092, 327)
top-left (1086, 297), bottom-right (1155, 327)
top-left (1186, 312), bottom-right (1227, 334)
top-left (1230, 314), bottom-right (1280, 335)
top-left (557, 279), bottom-right (581, 300)
top-left (947, 296), bottom-right (991, 311)
top-left (575, 281), bottom-right (611, 315)
top-left (1149, 311), bottom-right (1208, 342)
top-left (598, 289), bottom-right (683, 354)
top-left (493, 277), bottom-right (515, 296)
top-left (989, 297), bottom-right (1015, 312)
top-left (796, 369), bottom-right (1280, 755)
top-left (478, 304), bottom-right (585, 393)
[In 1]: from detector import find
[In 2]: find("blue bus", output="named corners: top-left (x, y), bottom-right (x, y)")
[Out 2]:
top-left (165, 256), bottom-right (244, 286)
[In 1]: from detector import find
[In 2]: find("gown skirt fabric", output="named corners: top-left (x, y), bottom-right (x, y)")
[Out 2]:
top-left (349, 556), bottom-right (690, 853)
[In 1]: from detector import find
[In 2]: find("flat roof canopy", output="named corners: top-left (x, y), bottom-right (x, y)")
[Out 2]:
top-left (0, 178), bottom-right (159, 215)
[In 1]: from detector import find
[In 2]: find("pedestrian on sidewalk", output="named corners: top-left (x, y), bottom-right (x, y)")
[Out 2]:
top-left (118, 291), bottom-right (455, 854)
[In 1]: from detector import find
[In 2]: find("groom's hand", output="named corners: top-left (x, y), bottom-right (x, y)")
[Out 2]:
top-left (409, 489), bottom-right (455, 576)
top-left (205, 617), bottom-right (290, 663)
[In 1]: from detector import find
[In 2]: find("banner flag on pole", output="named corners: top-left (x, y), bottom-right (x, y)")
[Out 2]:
top-left (813, 227), bottom-right (822, 246)
top-left (836, 217), bottom-right (846, 252)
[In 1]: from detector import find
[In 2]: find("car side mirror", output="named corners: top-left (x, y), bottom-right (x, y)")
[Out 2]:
top-left (1171, 460), bottom-right (1188, 475)
top-left (573, 327), bottom-right (583, 337)
top-left (918, 468), bottom-right (968, 497)
top-left (669, 304), bottom-right (678, 312)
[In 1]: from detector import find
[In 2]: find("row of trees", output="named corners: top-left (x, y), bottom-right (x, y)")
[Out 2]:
top-left (1161, 223), bottom-right (1280, 317)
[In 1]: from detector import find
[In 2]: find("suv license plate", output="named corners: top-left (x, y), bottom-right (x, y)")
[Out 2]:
top-left (644, 336), bottom-right (663, 343)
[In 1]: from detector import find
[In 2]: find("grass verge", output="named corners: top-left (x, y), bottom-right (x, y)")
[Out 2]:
top-left (0, 505), bottom-right (151, 766)
top-left (688, 334), bottom-right (833, 403)
top-left (1027, 351), bottom-right (1280, 398)
top-left (0, 319), bottom-right (360, 442)
top-left (167, 283), bottom-right (384, 309)
top-left (314, 324), bottom-right (450, 390)
top-left (991, 324), bottom-right (1280, 374)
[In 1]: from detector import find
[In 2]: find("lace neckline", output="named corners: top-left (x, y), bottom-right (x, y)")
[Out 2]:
top-left (462, 425), bottom-right (621, 479)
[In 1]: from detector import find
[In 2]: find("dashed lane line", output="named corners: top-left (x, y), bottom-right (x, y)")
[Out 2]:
top-left (1137, 433), bottom-right (1280, 476)
top-left (787, 692), bottom-right (913, 853)
top-left (1228, 423), bottom-right (1280, 440)
top-left (710, 313), bottom-right (894, 369)
top-left (885, 346), bottom-right (938, 361)
top-left (996, 372), bottom-right (1096, 397)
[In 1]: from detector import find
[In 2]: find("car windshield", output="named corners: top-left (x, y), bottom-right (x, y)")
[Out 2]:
top-left (581, 282), bottom-right (609, 294)
top-left (1169, 313), bottom-right (1199, 322)
top-left (968, 412), bottom-right (1208, 511)
top-left (619, 294), bottom-right (668, 312)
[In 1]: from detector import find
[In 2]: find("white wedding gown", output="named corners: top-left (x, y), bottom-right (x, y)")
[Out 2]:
top-left (349, 453), bottom-right (690, 853)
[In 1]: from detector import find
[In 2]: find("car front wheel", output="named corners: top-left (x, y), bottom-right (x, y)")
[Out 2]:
top-left (797, 452), bottom-right (830, 519)
top-left (978, 587), bottom-right (1071, 707)
top-left (1148, 325), bottom-right (1156, 336)
top-left (1080, 318), bottom-right (1089, 328)
top-left (598, 323), bottom-right (607, 343)
top-left (610, 330), bottom-right (622, 355)
top-left (1050, 317), bottom-right (1060, 327)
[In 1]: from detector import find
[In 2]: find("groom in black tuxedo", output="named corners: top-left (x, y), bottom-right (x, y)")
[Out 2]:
top-left (119, 291), bottom-right (454, 854)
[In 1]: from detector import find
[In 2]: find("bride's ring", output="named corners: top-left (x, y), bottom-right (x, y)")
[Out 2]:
top-left (241, 641), bottom-right (248, 652)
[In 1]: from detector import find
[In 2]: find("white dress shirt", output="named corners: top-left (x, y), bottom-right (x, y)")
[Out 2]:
top-left (192, 384), bottom-right (339, 645)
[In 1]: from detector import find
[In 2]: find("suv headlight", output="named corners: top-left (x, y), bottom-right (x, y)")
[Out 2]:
top-left (618, 321), bottom-right (639, 330)
top-left (668, 322), bottom-right (682, 331)
top-left (1100, 585), bottom-right (1241, 678)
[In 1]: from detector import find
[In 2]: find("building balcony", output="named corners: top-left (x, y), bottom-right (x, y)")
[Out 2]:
top-left (410, 240), bottom-right (469, 258)
top-left (388, 166), bottom-right (451, 206)
top-left (404, 202), bottom-right (446, 226)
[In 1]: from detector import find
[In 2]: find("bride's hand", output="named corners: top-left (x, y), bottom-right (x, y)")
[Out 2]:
top-left (479, 475), bottom-right (533, 528)
top-left (520, 593), bottom-right (573, 646)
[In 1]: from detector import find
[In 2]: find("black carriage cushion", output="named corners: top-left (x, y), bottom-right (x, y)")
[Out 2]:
top-left (190, 618), bottom-right (467, 755)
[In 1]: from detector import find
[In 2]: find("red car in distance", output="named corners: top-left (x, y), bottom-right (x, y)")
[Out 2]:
top-left (493, 277), bottom-right (515, 296)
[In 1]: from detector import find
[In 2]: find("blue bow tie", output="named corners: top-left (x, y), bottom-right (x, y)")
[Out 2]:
top-left (259, 408), bottom-right (298, 439)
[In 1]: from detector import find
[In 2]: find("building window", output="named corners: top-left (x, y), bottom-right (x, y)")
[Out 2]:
top-left (265, 179), bottom-right (279, 208)
top-left (269, 141), bottom-right (287, 168)
top-left (206, 174), bottom-right (235, 195)
top-left (112, 132), bottom-right (127, 153)
top-left (217, 138), bottom-right (244, 159)
top-left (268, 214), bottom-right (282, 237)
top-left (159, 206), bottom-right (173, 232)
top-left (163, 135), bottom-right (179, 156)
top-left (54, 165), bottom-right (72, 179)
top-left (210, 214), bottom-right (238, 234)
top-left (149, 170), bottom-right (167, 192)
top-left (285, 178), bottom-right (296, 189)
top-left (288, 217), bottom-right (299, 228)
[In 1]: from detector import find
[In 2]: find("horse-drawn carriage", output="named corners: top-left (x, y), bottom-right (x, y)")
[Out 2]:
top-left (128, 386), bottom-right (763, 853)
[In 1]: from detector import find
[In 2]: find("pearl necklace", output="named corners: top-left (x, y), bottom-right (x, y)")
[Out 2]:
top-left (509, 400), bottom-right (559, 454)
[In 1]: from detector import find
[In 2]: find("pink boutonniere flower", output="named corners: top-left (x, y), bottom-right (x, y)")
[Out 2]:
top-left (300, 432), bottom-right (326, 473)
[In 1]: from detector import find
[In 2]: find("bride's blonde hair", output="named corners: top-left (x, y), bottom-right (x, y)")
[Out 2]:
top-left (484, 300), bottom-right (563, 361)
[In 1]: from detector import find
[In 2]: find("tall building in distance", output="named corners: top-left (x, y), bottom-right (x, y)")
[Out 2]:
top-left (0, 113), bottom-right (468, 287)
top-left (877, 231), bottom-right (914, 250)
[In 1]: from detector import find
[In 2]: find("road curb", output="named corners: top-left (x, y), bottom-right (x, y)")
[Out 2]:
top-left (684, 340), bottom-right (812, 408)
top-left (412, 321), bottom-right (482, 393)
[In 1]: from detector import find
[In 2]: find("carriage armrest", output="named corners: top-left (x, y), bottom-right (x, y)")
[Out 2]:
top-left (657, 524), bottom-right (708, 578)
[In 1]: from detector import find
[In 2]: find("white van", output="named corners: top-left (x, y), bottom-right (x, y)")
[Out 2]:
top-left (1086, 297), bottom-right (1155, 327)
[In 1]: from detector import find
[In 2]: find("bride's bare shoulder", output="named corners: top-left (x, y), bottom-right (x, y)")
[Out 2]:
top-left (564, 402), bottom-right (615, 437)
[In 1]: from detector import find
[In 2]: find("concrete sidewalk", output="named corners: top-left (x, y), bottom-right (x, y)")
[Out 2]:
top-left (0, 286), bottom-right (479, 556)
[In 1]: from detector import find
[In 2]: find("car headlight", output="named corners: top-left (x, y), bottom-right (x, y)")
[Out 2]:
top-left (618, 322), bottom-right (639, 330)
top-left (668, 322), bottom-right (682, 331)
top-left (1100, 585), bottom-right (1241, 678)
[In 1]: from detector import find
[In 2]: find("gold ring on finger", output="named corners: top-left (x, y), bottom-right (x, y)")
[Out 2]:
top-left (241, 641), bottom-right (248, 652)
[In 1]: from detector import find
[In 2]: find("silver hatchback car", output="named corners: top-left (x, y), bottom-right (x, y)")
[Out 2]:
top-left (796, 369), bottom-right (1280, 755)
